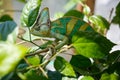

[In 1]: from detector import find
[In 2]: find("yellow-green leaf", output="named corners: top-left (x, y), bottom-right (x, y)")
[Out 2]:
top-left (0, 42), bottom-right (27, 78)
top-left (54, 56), bottom-right (76, 77)
top-left (72, 31), bottom-right (114, 58)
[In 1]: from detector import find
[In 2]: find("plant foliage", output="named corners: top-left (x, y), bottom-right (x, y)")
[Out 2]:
top-left (0, 0), bottom-right (120, 80)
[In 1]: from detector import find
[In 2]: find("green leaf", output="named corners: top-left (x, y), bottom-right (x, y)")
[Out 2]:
top-left (110, 73), bottom-right (119, 80)
top-left (64, 0), bottom-right (85, 10)
top-left (0, 21), bottom-right (17, 43)
top-left (70, 55), bottom-right (91, 68)
top-left (27, 55), bottom-right (40, 66)
top-left (48, 71), bottom-right (62, 80)
top-left (17, 63), bottom-right (28, 72)
top-left (21, 0), bottom-right (42, 27)
top-left (83, 5), bottom-right (91, 16)
top-left (100, 73), bottom-right (119, 80)
top-left (24, 69), bottom-right (48, 80)
top-left (100, 73), bottom-right (109, 80)
top-left (0, 15), bottom-right (13, 22)
top-left (112, 2), bottom-right (120, 25)
top-left (107, 62), bottom-right (120, 75)
top-left (0, 72), bottom-right (14, 80)
top-left (17, 0), bottom-right (27, 3)
top-left (115, 62), bottom-right (120, 75)
top-left (64, 10), bottom-right (84, 19)
top-left (62, 77), bottom-right (77, 80)
top-left (73, 64), bottom-right (100, 75)
top-left (0, 42), bottom-right (27, 78)
top-left (54, 56), bottom-right (76, 77)
top-left (28, 7), bottom-right (40, 27)
top-left (72, 31), bottom-right (115, 58)
top-left (107, 51), bottom-right (120, 64)
top-left (89, 15), bottom-right (110, 30)
top-left (81, 76), bottom-right (94, 80)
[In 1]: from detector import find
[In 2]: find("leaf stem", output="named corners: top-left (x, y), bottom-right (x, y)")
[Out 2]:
top-left (38, 65), bottom-right (48, 78)
top-left (109, 8), bottom-right (114, 23)
top-left (28, 27), bottom-right (32, 41)
top-left (17, 36), bottom-right (40, 47)
top-left (25, 48), bottom-right (49, 57)
top-left (113, 53), bottom-right (120, 64)
top-left (23, 57), bottom-right (31, 66)
top-left (40, 45), bottom-right (72, 67)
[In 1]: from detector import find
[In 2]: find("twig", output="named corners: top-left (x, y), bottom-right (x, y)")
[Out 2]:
top-left (25, 48), bottom-right (49, 57)
top-left (23, 57), bottom-right (31, 66)
top-left (17, 36), bottom-right (40, 47)
top-left (4, 9), bottom-right (22, 12)
top-left (113, 52), bottom-right (120, 64)
top-left (38, 65), bottom-right (48, 78)
top-left (28, 27), bottom-right (32, 41)
top-left (61, 52), bottom-right (74, 55)
top-left (109, 8), bottom-right (114, 23)
top-left (40, 45), bottom-right (72, 67)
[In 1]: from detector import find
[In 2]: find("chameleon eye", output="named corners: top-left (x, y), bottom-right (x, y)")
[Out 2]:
top-left (47, 19), bottom-right (51, 27)
top-left (34, 26), bottom-right (40, 31)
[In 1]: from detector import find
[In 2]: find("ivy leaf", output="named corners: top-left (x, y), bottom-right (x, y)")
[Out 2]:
top-left (64, 10), bottom-right (84, 19)
top-left (24, 69), bottom-right (48, 80)
top-left (0, 42), bottom-right (27, 78)
top-left (27, 55), bottom-right (40, 66)
top-left (89, 15), bottom-right (110, 31)
top-left (100, 73), bottom-right (119, 80)
top-left (17, 63), bottom-right (28, 72)
top-left (81, 76), bottom-right (94, 80)
top-left (28, 7), bottom-right (40, 27)
top-left (21, 0), bottom-right (42, 27)
top-left (62, 77), bottom-right (77, 80)
top-left (48, 70), bottom-right (62, 80)
top-left (54, 56), bottom-right (76, 77)
top-left (0, 21), bottom-right (17, 43)
top-left (107, 51), bottom-right (120, 64)
top-left (0, 15), bottom-right (13, 22)
top-left (112, 2), bottom-right (120, 25)
top-left (70, 55), bottom-right (91, 68)
top-left (107, 62), bottom-right (120, 75)
top-left (72, 31), bottom-right (115, 58)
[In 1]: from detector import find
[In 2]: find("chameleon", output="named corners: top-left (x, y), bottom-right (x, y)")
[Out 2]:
top-left (30, 7), bottom-right (94, 49)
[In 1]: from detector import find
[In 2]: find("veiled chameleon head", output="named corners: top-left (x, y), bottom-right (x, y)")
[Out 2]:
top-left (30, 7), bottom-right (51, 37)
top-left (31, 23), bottom-right (50, 37)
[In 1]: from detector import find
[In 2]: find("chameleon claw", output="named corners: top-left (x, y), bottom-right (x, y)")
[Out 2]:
top-left (47, 44), bottom-right (56, 55)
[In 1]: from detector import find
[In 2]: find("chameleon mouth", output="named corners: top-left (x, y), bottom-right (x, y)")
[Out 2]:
top-left (30, 28), bottom-right (41, 36)
top-left (30, 28), bottom-right (49, 37)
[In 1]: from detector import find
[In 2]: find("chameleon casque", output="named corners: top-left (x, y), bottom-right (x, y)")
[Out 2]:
top-left (30, 7), bottom-right (94, 49)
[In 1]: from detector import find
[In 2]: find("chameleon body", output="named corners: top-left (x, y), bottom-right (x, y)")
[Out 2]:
top-left (31, 7), bottom-right (94, 49)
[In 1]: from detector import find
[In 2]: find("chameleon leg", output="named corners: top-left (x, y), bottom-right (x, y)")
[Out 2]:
top-left (39, 41), bottom-right (53, 49)
top-left (53, 33), bottom-right (69, 49)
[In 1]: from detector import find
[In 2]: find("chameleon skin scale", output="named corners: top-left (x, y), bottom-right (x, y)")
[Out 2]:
top-left (31, 7), bottom-right (94, 49)
top-left (49, 17), bottom-right (93, 49)
top-left (51, 17), bottom-right (93, 40)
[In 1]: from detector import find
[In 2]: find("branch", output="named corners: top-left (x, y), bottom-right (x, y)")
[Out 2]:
top-left (4, 9), bottom-right (22, 12)
top-left (25, 48), bottom-right (49, 57)
top-left (109, 8), bottom-right (114, 23)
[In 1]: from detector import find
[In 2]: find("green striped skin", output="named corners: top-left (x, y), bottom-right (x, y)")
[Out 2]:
top-left (31, 7), bottom-right (94, 49)
top-left (49, 17), bottom-right (94, 49)
top-left (51, 17), bottom-right (93, 40)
